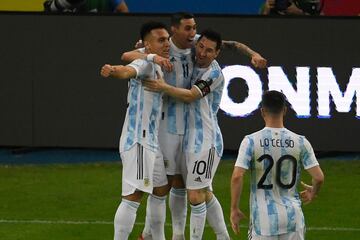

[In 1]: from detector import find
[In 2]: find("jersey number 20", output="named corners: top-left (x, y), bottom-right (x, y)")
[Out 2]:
top-left (257, 154), bottom-right (297, 190)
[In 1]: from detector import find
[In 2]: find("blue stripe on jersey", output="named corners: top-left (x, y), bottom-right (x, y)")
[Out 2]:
top-left (194, 100), bottom-right (203, 153)
top-left (165, 69), bottom-right (178, 134)
top-left (265, 189), bottom-right (279, 235)
top-left (282, 196), bottom-right (297, 232)
top-left (250, 158), bottom-right (261, 235)
top-left (261, 130), bottom-right (279, 235)
top-left (299, 136), bottom-right (313, 168)
top-left (211, 81), bottom-right (224, 157)
top-left (183, 106), bottom-right (190, 153)
top-left (247, 138), bottom-right (259, 234)
top-left (262, 130), bottom-right (273, 186)
top-left (137, 85), bottom-right (144, 140)
top-left (262, 129), bottom-right (271, 154)
top-left (211, 81), bottom-right (224, 113)
top-left (279, 130), bottom-right (297, 232)
top-left (209, 69), bottom-right (220, 79)
top-left (279, 130), bottom-right (293, 187)
top-left (244, 137), bottom-right (254, 168)
top-left (215, 129), bottom-right (223, 157)
top-left (148, 93), bottom-right (161, 150)
top-left (167, 98), bottom-right (177, 134)
top-left (124, 80), bottom-right (138, 149)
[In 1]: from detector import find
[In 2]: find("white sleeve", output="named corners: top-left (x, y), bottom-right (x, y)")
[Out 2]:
top-left (235, 136), bottom-right (254, 169)
top-left (138, 47), bottom-right (146, 54)
top-left (127, 59), bottom-right (148, 79)
top-left (300, 137), bottom-right (319, 169)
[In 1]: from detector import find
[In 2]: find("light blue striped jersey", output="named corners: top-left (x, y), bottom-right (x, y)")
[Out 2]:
top-left (161, 37), bottom-right (195, 135)
top-left (235, 127), bottom-right (319, 236)
top-left (119, 59), bottom-right (163, 153)
top-left (183, 60), bottom-right (224, 156)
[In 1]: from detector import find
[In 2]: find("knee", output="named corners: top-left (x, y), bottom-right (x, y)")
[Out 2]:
top-left (205, 191), bottom-right (214, 203)
top-left (187, 189), bottom-right (206, 205)
top-left (172, 174), bottom-right (185, 188)
top-left (123, 191), bottom-right (143, 202)
top-left (153, 184), bottom-right (170, 197)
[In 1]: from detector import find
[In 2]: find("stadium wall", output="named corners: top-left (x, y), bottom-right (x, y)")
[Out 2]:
top-left (0, 13), bottom-right (359, 151)
top-left (0, 0), bottom-right (263, 14)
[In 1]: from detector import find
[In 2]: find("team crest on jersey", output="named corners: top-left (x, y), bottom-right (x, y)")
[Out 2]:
top-left (144, 178), bottom-right (150, 187)
top-left (180, 55), bottom-right (187, 61)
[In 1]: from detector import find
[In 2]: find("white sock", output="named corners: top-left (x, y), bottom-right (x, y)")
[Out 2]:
top-left (142, 196), bottom-right (152, 239)
top-left (190, 202), bottom-right (207, 240)
top-left (149, 195), bottom-right (167, 240)
top-left (206, 196), bottom-right (230, 240)
top-left (114, 199), bottom-right (140, 240)
top-left (169, 188), bottom-right (187, 239)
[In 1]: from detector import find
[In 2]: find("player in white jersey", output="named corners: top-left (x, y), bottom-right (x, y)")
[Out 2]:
top-left (144, 29), bottom-right (230, 240)
top-left (100, 21), bottom-right (170, 240)
top-left (127, 13), bottom-right (197, 240)
top-left (122, 13), bottom-right (268, 240)
top-left (230, 90), bottom-right (324, 240)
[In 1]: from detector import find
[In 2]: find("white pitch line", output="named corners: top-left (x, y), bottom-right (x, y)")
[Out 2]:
top-left (0, 219), bottom-right (359, 232)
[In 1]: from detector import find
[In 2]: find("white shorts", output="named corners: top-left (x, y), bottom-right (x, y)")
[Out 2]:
top-left (250, 228), bottom-right (305, 240)
top-left (158, 127), bottom-right (186, 176)
top-left (185, 147), bottom-right (220, 190)
top-left (120, 143), bottom-right (168, 196)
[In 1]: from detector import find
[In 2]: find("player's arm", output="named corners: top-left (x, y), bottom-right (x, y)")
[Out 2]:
top-left (300, 165), bottom-right (324, 204)
top-left (121, 49), bottom-right (146, 62)
top-left (143, 74), bottom-right (201, 103)
top-left (230, 166), bottom-right (247, 235)
top-left (100, 64), bottom-right (136, 79)
top-left (221, 40), bottom-right (267, 68)
top-left (162, 85), bottom-right (201, 103)
top-left (121, 50), bottom-right (173, 72)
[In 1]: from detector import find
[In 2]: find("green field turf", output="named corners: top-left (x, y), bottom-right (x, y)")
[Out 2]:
top-left (0, 159), bottom-right (360, 239)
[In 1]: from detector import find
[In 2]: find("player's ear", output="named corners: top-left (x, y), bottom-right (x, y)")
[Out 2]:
top-left (260, 107), bottom-right (265, 118)
top-left (283, 107), bottom-right (287, 116)
top-left (214, 49), bottom-right (220, 58)
top-left (171, 25), bottom-right (178, 34)
top-left (143, 40), bottom-right (151, 51)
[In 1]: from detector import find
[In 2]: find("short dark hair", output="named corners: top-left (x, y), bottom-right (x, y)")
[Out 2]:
top-left (171, 12), bottom-right (195, 27)
top-left (261, 90), bottom-right (287, 114)
top-left (198, 29), bottom-right (222, 50)
top-left (140, 21), bottom-right (168, 41)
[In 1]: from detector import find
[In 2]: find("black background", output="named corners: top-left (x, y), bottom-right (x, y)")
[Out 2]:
top-left (1, 13), bottom-right (359, 151)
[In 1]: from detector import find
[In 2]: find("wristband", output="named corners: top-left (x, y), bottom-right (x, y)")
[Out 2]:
top-left (146, 54), bottom-right (156, 62)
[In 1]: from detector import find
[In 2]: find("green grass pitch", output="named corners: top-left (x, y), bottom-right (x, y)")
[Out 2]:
top-left (0, 159), bottom-right (360, 239)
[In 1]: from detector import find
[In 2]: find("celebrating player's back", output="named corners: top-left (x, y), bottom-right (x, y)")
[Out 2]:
top-left (231, 90), bottom-right (324, 240)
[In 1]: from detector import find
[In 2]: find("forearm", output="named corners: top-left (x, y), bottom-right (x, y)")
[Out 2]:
top-left (311, 175), bottom-right (324, 196)
top-left (308, 166), bottom-right (324, 197)
top-left (222, 40), bottom-right (258, 58)
top-left (121, 50), bottom-right (147, 63)
top-left (230, 174), bottom-right (244, 210)
top-left (163, 85), bottom-right (198, 103)
top-left (110, 65), bottom-right (135, 79)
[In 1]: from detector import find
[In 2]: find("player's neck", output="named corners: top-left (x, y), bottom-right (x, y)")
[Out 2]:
top-left (265, 119), bottom-right (284, 128)
top-left (171, 36), bottom-right (187, 50)
top-left (196, 62), bottom-right (211, 69)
